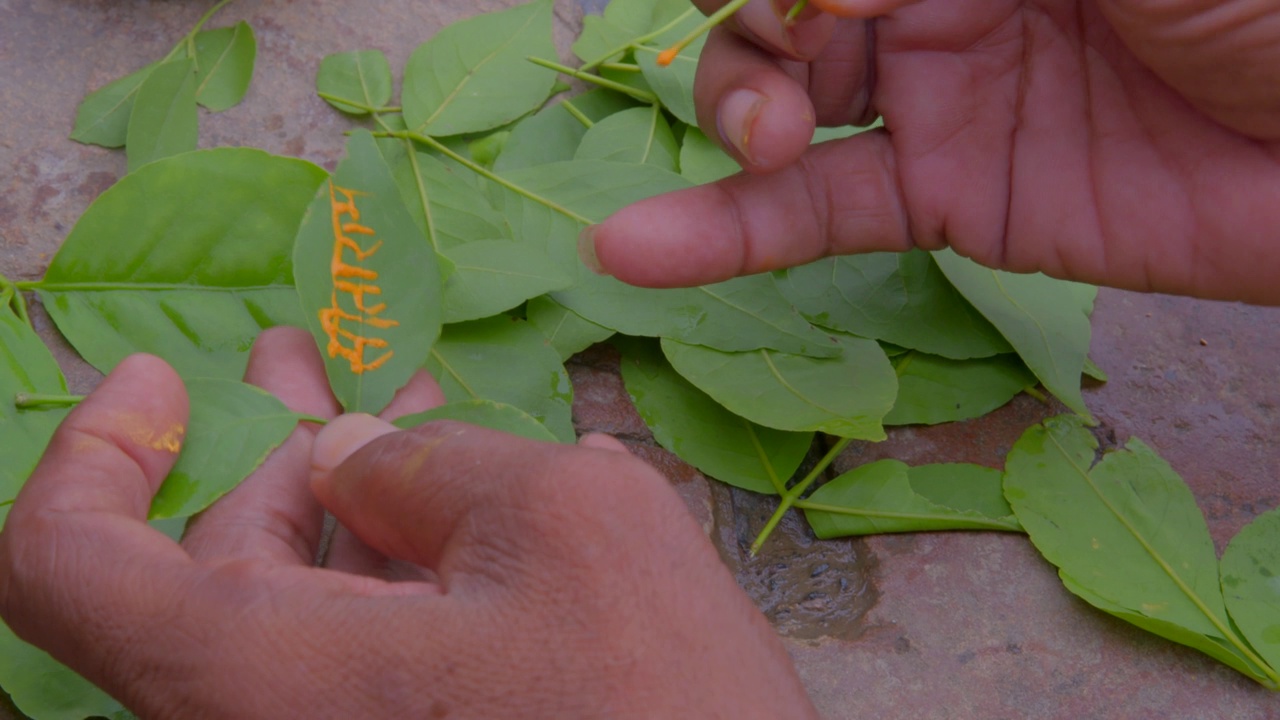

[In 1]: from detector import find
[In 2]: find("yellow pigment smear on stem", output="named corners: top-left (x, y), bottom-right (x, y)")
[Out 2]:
top-left (319, 182), bottom-right (400, 375)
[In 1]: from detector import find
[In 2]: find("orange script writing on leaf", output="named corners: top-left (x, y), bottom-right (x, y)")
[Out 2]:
top-left (319, 182), bottom-right (400, 374)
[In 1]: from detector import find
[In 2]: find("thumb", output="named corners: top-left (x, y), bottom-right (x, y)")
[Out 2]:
top-left (310, 416), bottom-right (568, 586)
top-left (1098, 0), bottom-right (1280, 140)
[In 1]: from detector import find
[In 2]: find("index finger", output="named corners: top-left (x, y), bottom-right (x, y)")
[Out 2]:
top-left (0, 355), bottom-right (200, 685)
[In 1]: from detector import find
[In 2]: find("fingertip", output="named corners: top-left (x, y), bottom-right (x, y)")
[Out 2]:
top-left (716, 87), bottom-right (815, 172)
top-left (577, 433), bottom-right (630, 454)
top-left (310, 414), bottom-right (399, 492)
top-left (809, 0), bottom-right (919, 16)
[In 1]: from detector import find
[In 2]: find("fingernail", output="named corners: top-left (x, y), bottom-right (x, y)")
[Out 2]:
top-left (717, 89), bottom-right (768, 165)
top-left (578, 225), bottom-right (608, 275)
top-left (311, 414), bottom-right (399, 478)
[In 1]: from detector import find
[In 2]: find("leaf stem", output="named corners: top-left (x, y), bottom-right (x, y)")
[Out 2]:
top-left (750, 436), bottom-right (853, 555)
top-left (560, 99), bottom-right (594, 129)
top-left (296, 413), bottom-right (329, 425)
top-left (1022, 385), bottom-right (1049, 403)
top-left (656, 0), bottom-right (750, 66)
top-left (381, 130), bottom-right (593, 226)
top-left (315, 92), bottom-right (401, 115)
top-left (526, 57), bottom-right (658, 104)
top-left (0, 499), bottom-right (13, 509)
top-left (15, 393), bottom-right (85, 410)
top-left (784, 0), bottom-right (810, 24)
top-left (599, 62), bottom-right (642, 74)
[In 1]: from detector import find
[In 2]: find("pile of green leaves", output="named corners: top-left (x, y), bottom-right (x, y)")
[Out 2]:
top-left (69, 0), bottom-right (256, 171)
top-left (0, 0), bottom-right (1276, 716)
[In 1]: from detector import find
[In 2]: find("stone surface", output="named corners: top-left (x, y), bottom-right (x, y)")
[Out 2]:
top-left (2, 1), bottom-right (1279, 718)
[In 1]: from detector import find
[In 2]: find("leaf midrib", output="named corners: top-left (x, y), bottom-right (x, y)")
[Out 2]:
top-left (35, 282), bottom-right (292, 292)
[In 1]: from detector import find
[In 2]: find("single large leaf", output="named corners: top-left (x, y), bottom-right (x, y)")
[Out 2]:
top-left (803, 460), bottom-right (1021, 537)
top-left (316, 50), bottom-right (392, 115)
top-left (557, 272), bottom-right (841, 357)
top-left (574, 105), bottom-right (679, 171)
top-left (1059, 572), bottom-right (1274, 685)
top-left (0, 307), bottom-right (69, 528)
top-left (426, 316), bottom-right (574, 442)
top-left (192, 22), bottom-right (256, 112)
top-left (525, 295), bottom-right (614, 360)
top-left (884, 351), bottom-right (1034, 426)
top-left (495, 88), bottom-right (636, 173)
top-left (36, 148), bottom-right (327, 380)
top-left (149, 378), bottom-right (299, 520)
top-left (777, 251), bottom-right (1011, 359)
top-left (401, 0), bottom-right (557, 136)
top-left (661, 332), bottom-right (896, 439)
top-left (1221, 508), bottom-right (1280, 675)
top-left (294, 131), bottom-right (442, 414)
top-left (69, 61), bottom-right (160, 148)
top-left (934, 249), bottom-right (1095, 418)
top-left (126, 58), bottom-right (198, 172)
top-left (617, 337), bottom-right (812, 495)
top-left (440, 240), bottom-right (571, 323)
top-left (394, 399), bottom-right (559, 443)
top-left (0, 622), bottom-right (128, 720)
top-left (1005, 417), bottom-right (1242, 651)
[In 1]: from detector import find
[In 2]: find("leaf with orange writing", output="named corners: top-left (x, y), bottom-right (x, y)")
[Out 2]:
top-left (294, 130), bottom-right (442, 414)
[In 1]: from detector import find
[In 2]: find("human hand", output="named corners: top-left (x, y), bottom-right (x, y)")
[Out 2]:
top-left (0, 327), bottom-right (817, 719)
top-left (585, 0), bottom-right (1280, 305)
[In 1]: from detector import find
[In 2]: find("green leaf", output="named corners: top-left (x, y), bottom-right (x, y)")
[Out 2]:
top-left (392, 147), bottom-right (509, 253)
top-left (617, 337), bottom-right (811, 495)
top-left (572, 16), bottom-right (636, 64)
top-left (0, 307), bottom-right (69, 529)
top-left (907, 463), bottom-right (1016, 521)
top-left (126, 58), bottom-right (199, 172)
top-left (401, 0), bottom-right (557, 136)
top-left (526, 295), bottom-right (614, 360)
top-left (69, 61), bottom-right (160, 148)
top-left (393, 399), bottom-right (559, 443)
top-left (427, 316), bottom-right (574, 442)
top-left (680, 127), bottom-right (738, 184)
top-left (316, 50), bottom-right (392, 115)
top-left (1083, 356), bottom-right (1109, 382)
top-left (884, 351), bottom-right (1034, 426)
top-left (440, 240), bottom-right (571, 324)
top-left (631, 9), bottom-right (705, 126)
top-left (192, 22), bottom-right (256, 112)
top-left (557, 272), bottom-right (841, 358)
top-left (494, 88), bottom-right (636, 172)
top-left (777, 251), bottom-right (1011, 359)
top-left (661, 332), bottom-right (896, 440)
top-left (1004, 416), bottom-right (1263, 670)
top-left (149, 378), bottom-right (298, 519)
top-left (1058, 572), bottom-right (1274, 685)
top-left (493, 159), bottom-right (692, 270)
top-left (934, 249), bottom-right (1095, 418)
top-left (803, 459), bottom-right (1021, 537)
top-left (575, 105), bottom-right (679, 171)
top-left (1221, 507), bottom-right (1280, 674)
top-left (604, 0), bottom-right (695, 35)
top-left (0, 621), bottom-right (126, 720)
top-left (469, 131), bottom-right (510, 168)
top-left (294, 131), bottom-right (443, 414)
top-left (35, 148), bottom-right (327, 380)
